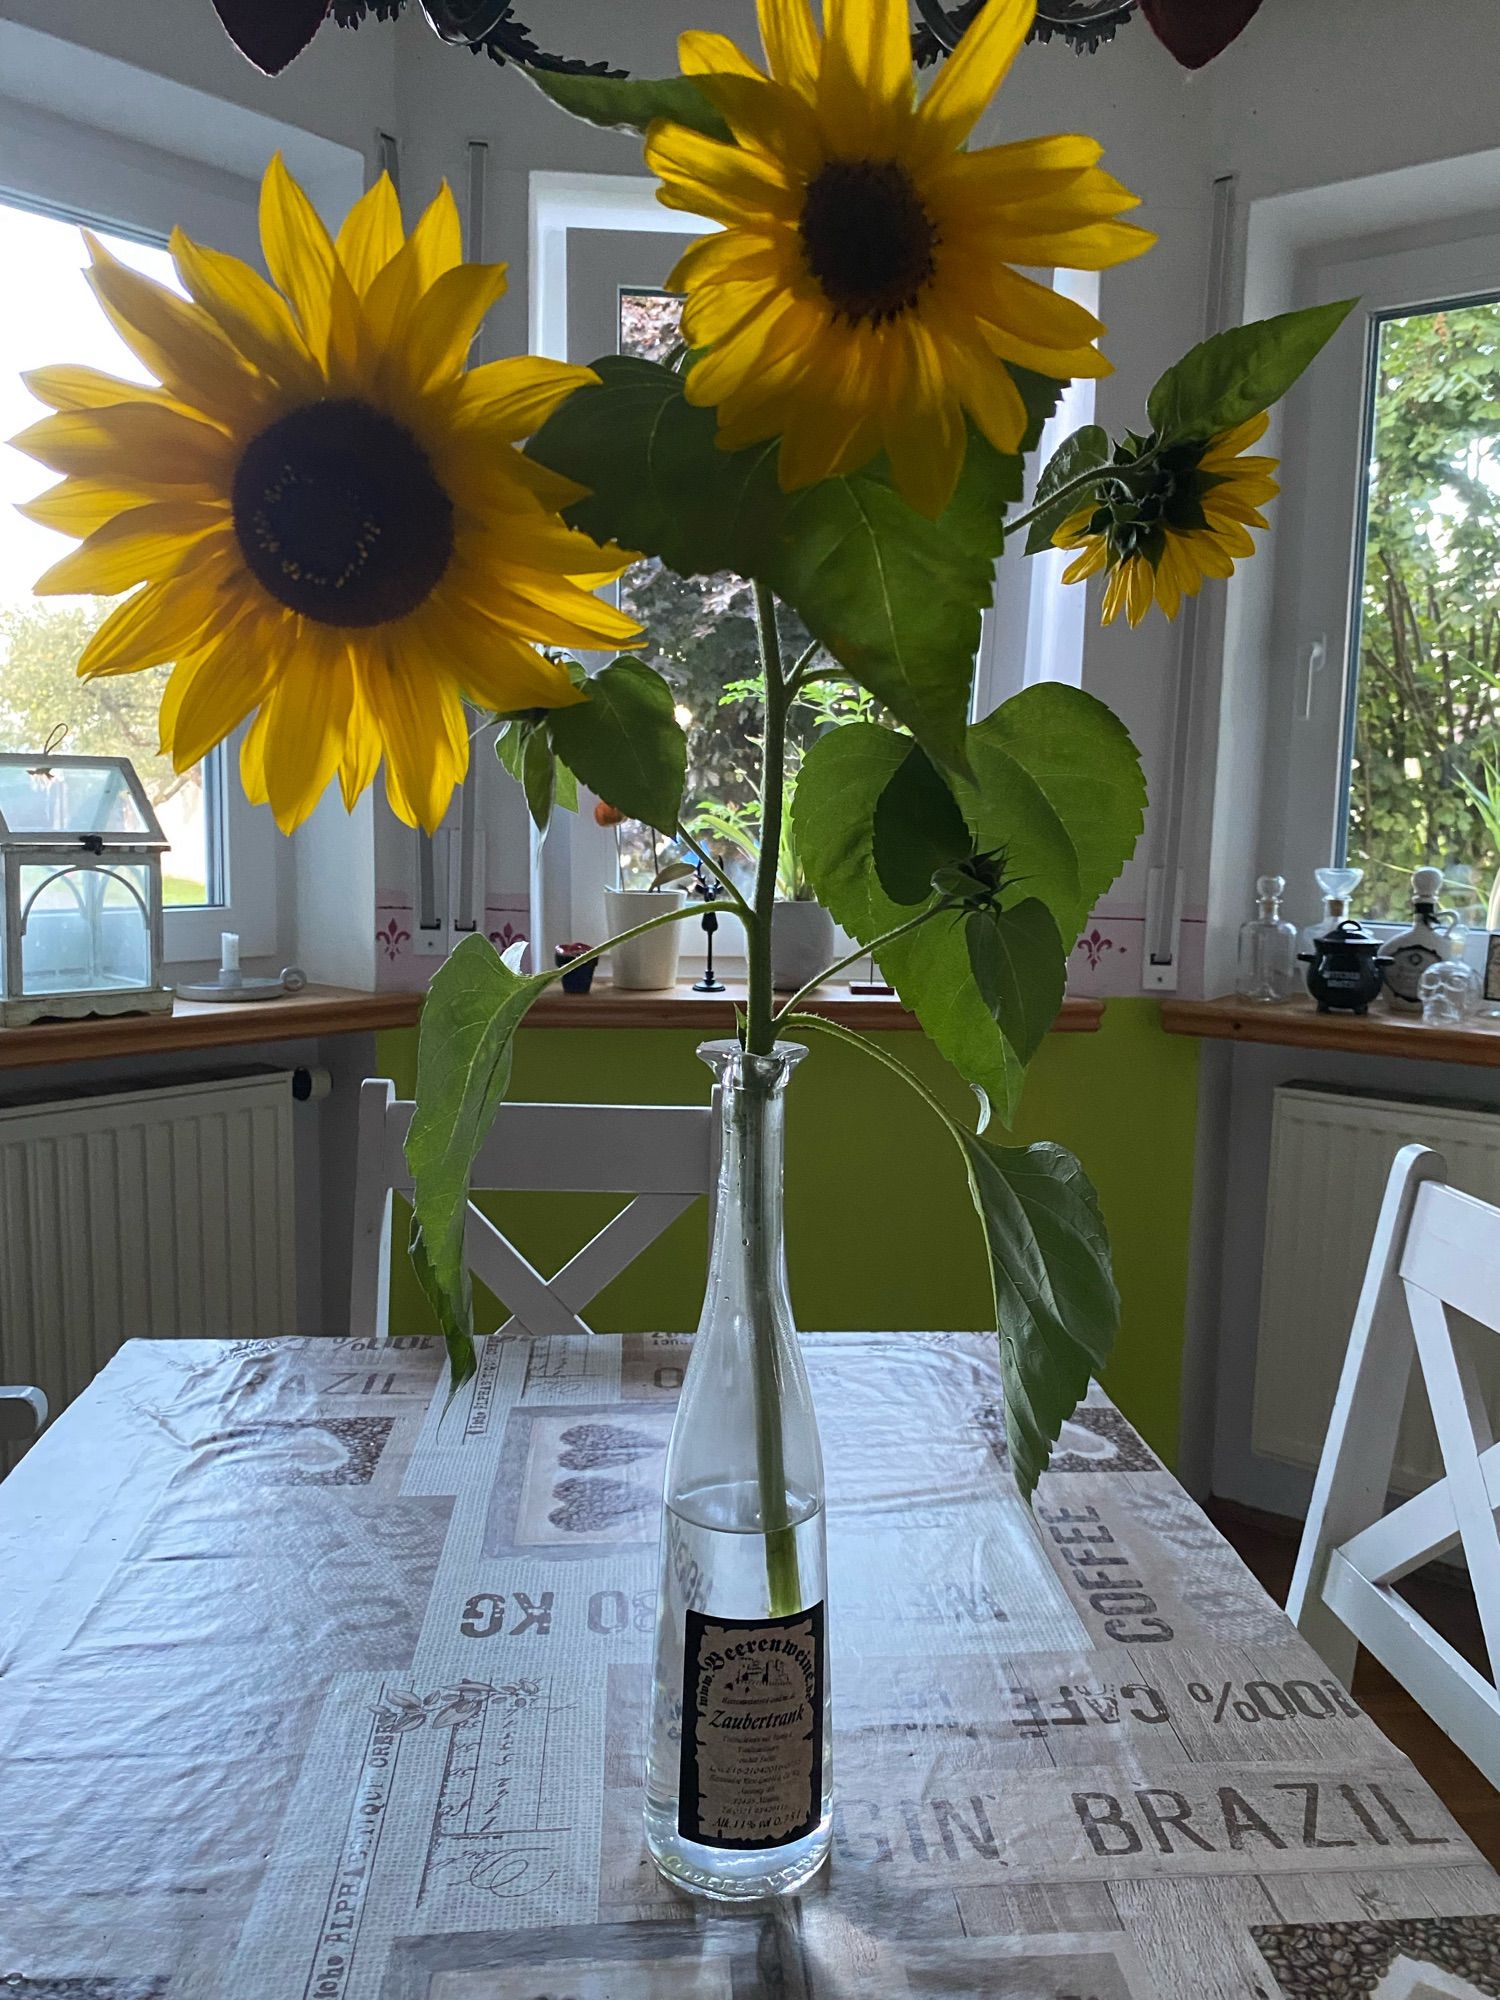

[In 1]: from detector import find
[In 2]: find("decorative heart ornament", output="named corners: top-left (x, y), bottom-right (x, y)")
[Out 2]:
top-left (210, 0), bottom-right (331, 74)
top-left (1139, 0), bottom-right (1265, 68)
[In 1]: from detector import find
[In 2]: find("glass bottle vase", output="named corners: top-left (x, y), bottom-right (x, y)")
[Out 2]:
top-left (644, 1038), bottom-right (832, 1900)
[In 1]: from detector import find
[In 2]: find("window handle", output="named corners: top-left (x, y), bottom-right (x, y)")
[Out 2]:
top-left (1301, 633), bottom-right (1328, 721)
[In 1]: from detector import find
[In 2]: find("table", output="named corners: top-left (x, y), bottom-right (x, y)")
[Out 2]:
top-left (2, 1332), bottom-right (1498, 1999)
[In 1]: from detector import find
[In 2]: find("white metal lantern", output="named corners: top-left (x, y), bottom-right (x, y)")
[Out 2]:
top-left (0, 752), bottom-right (172, 1027)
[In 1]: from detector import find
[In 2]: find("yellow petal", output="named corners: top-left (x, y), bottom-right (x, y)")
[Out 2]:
top-left (33, 505), bottom-right (229, 596)
top-left (1060, 539), bottom-right (1108, 584)
top-left (1126, 555), bottom-right (1155, 626)
top-left (338, 679), bottom-right (383, 810)
top-left (259, 152), bottom-right (338, 363)
top-left (361, 646), bottom-right (467, 834)
top-left (158, 653), bottom-right (203, 758)
top-left (757, 0), bottom-right (821, 100)
top-left (394, 261), bottom-right (510, 396)
top-left (914, 0), bottom-right (1034, 160)
top-left (409, 182), bottom-right (463, 287)
top-left (239, 704), bottom-right (271, 805)
top-left (335, 173), bottom-right (404, 296)
top-left (256, 632), bottom-right (355, 833)
top-left (819, 0), bottom-right (914, 153)
top-left (446, 356), bottom-right (597, 444)
top-left (78, 567), bottom-right (232, 679)
top-left (12, 404), bottom-right (235, 486)
top-left (691, 73), bottom-right (824, 176)
top-left (645, 123), bottom-right (800, 227)
top-left (170, 229), bottom-right (322, 398)
top-left (21, 364), bottom-right (182, 415)
top-left (679, 28), bottom-right (764, 79)
top-left (168, 618), bottom-right (279, 769)
top-left (18, 476), bottom-right (216, 537)
top-left (83, 234), bottom-right (257, 426)
top-left (423, 609), bottom-right (586, 713)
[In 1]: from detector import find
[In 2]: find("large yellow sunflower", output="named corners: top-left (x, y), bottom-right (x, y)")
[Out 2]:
top-left (1054, 412), bottom-right (1281, 626)
top-left (644, 0), bottom-right (1154, 518)
top-left (13, 156), bottom-right (639, 833)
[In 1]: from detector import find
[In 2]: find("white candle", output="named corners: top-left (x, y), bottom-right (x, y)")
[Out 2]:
top-left (220, 931), bottom-right (241, 976)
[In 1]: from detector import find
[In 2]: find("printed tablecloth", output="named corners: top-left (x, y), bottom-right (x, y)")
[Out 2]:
top-left (2, 1331), bottom-right (1498, 1999)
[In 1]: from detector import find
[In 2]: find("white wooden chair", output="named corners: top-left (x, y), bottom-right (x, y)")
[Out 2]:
top-left (0, 1386), bottom-right (47, 1444)
top-left (1288, 1142), bottom-right (1500, 1786)
top-left (350, 1077), bottom-right (717, 1341)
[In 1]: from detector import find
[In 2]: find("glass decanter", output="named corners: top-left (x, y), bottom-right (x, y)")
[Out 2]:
top-left (1237, 873), bottom-right (1299, 1002)
top-left (1297, 865), bottom-right (1364, 963)
top-left (644, 1038), bottom-right (832, 1901)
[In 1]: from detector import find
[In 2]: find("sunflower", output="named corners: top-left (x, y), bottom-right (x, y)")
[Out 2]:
top-left (1053, 413), bottom-right (1281, 626)
top-left (13, 156), bottom-right (639, 833)
top-left (643, 0), bottom-right (1153, 519)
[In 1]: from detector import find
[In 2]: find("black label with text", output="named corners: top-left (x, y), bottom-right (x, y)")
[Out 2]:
top-left (679, 1602), bottom-right (825, 1850)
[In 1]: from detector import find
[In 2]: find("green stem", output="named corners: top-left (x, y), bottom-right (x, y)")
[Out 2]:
top-left (1005, 450), bottom-right (1158, 545)
top-left (747, 582), bottom-right (789, 1058)
top-left (742, 584), bottom-right (801, 1613)
top-left (736, 1061), bottom-right (799, 1616)
top-left (772, 899), bottom-right (957, 1023)
top-left (538, 900), bottom-right (737, 987)
top-left (783, 1008), bottom-right (955, 1126)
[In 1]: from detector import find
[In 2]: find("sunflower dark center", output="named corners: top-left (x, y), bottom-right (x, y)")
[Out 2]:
top-left (232, 399), bottom-right (454, 627)
top-left (799, 158), bottom-right (938, 325)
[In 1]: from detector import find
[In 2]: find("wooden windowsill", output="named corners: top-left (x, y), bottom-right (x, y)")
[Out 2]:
top-left (522, 980), bottom-right (1104, 1033)
top-left (0, 984), bottom-right (420, 1072)
top-left (0, 978), bottom-right (1104, 1072)
top-left (1161, 993), bottom-right (1500, 1069)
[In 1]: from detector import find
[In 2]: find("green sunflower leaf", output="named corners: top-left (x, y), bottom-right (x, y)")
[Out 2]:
top-left (959, 1135), bottom-right (1118, 1500)
top-left (785, 1011), bottom-right (1118, 1505)
top-left (547, 656), bottom-right (686, 834)
top-left (526, 355), bottom-right (1060, 773)
top-left (966, 899), bottom-right (1066, 1069)
top-left (1146, 299), bottom-right (1357, 445)
top-left (407, 935), bottom-right (551, 1384)
top-left (523, 67), bottom-right (733, 144)
top-left (872, 739), bottom-right (971, 905)
top-left (1023, 423), bottom-right (1112, 554)
top-left (959, 683), bottom-right (1148, 946)
top-left (496, 721), bottom-right (577, 833)
top-left (793, 722), bottom-right (1027, 1122)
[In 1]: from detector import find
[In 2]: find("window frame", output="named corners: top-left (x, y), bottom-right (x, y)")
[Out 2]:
top-left (1260, 223), bottom-right (1500, 933)
top-left (0, 62), bottom-right (361, 965)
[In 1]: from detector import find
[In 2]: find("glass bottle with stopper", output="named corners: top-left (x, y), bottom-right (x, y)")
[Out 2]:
top-left (1379, 867), bottom-right (1457, 1012)
top-left (1297, 866), bottom-right (1363, 962)
top-left (1237, 874), bottom-right (1299, 1002)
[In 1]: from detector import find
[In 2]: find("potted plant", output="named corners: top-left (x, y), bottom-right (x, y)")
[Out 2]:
top-left (597, 801), bottom-right (695, 991)
top-left (19, 0), bottom-right (1350, 1901)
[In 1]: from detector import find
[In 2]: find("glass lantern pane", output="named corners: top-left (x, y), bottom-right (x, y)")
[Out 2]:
top-left (18, 860), bottom-right (154, 997)
top-left (0, 757), bottom-right (152, 837)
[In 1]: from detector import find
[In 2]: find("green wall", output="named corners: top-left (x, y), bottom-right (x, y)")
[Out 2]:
top-left (376, 997), bottom-right (1199, 1465)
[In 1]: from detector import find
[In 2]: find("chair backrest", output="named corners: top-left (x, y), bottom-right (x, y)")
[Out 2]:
top-left (350, 1077), bottom-right (717, 1342)
top-left (0, 1385), bottom-right (48, 1444)
top-left (1288, 1142), bottom-right (1500, 1785)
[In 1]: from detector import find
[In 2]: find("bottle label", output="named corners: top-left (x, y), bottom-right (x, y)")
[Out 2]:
top-left (678, 1602), bottom-right (825, 1850)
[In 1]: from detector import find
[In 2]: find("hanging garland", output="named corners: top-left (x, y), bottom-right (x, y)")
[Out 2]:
top-left (211, 0), bottom-right (1262, 80)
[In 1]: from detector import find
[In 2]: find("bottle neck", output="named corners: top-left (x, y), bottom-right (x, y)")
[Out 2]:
top-left (702, 1041), bottom-right (802, 1314)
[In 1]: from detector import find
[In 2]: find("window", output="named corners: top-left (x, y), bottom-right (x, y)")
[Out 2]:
top-left (0, 194), bottom-right (220, 909)
top-left (612, 290), bottom-right (844, 903)
top-left (1342, 295), bottom-right (1500, 924)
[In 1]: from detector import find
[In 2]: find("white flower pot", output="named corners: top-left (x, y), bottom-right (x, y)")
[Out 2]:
top-left (771, 899), bottom-right (835, 992)
top-left (605, 887), bottom-right (687, 990)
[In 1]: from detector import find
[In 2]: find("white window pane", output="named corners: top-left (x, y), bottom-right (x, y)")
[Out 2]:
top-left (1344, 295), bottom-right (1500, 924)
top-left (0, 196), bottom-right (217, 908)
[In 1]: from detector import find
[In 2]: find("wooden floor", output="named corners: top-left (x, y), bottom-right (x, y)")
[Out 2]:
top-left (1210, 1500), bottom-right (1500, 1868)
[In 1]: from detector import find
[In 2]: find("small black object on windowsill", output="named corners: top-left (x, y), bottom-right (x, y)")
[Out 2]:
top-left (691, 869), bottom-right (725, 995)
top-left (1299, 919), bottom-right (1386, 1015)
top-left (555, 943), bottom-right (598, 996)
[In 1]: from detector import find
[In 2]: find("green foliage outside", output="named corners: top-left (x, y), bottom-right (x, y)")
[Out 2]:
top-left (1351, 301), bottom-right (1500, 922)
top-left (0, 597), bottom-right (208, 903)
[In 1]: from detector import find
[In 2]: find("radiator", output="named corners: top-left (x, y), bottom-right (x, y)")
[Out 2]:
top-left (1253, 1083), bottom-right (1500, 1490)
top-left (0, 1068), bottom-right (297, 1453)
